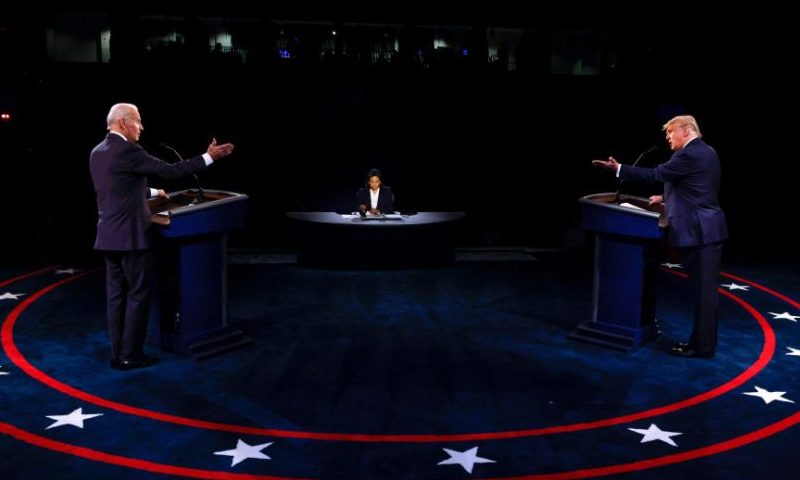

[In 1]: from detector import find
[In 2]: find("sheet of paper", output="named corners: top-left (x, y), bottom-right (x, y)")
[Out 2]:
top-left (619, 202), bottom-right (646, 211)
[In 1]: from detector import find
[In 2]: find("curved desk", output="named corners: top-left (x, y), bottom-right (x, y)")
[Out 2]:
top-left (287, 212), bottom-right (465, 268)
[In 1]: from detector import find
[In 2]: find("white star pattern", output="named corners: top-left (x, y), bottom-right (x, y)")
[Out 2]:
top-left (0, 292), bottom-right (26, 301)
top-left (45, 408), bottom-right (104, 429)
top-left (660, 262), bottom-right (684, 269)
top-left (743, 386), bottom-right (795, 404)
top-left (54, 268), bottom-right (81, 275)
top-left (627, 423), bottom-right (683, 447)
top-left (721, 282), bottom-right (750, 291)
top-left (437, 446), bottom-right (496, 474)
top-left (214, 439), bottom-right (273, 467)
top-left (768, 312), bottom-right (800, 322)
top-left (2, 253), bottom-right (799, 478)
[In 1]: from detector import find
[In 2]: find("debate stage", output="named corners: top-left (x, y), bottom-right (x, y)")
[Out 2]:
top-left (2, 251), bottom-right (799, 479)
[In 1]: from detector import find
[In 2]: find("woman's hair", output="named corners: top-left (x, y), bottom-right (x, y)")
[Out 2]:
top-left (365, 168), bottom-right (383, 188)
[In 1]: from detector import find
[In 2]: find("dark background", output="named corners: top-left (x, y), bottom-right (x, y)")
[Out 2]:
top-left (2, 3), bottom-right (796, 263)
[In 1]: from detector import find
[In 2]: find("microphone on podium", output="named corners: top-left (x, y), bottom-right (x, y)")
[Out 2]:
top-left (159, 142), bottom-right (206, 204)
top-left (614, 145), bottom-right (658, 203)
top-left (631, 145), bottom-right (658, 168)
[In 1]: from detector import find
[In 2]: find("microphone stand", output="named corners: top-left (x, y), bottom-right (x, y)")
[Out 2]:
top-left (614, 146), bottom-right (657, 203)
top-left (160, 143), bottom-right (206, 204)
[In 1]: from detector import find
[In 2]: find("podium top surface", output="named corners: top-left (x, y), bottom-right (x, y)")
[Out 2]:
top-left (149, 189), bottom-right (248, 226)
top-left (287, 211), bottom-right (465, 226)
top-left (579, 192), bottom-right (667, 239)
top-left (580, 192), bottom-right (666, 225)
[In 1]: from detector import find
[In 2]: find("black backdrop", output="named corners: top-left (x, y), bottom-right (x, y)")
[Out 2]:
top-left (2, 6), bottom-right (796, 263)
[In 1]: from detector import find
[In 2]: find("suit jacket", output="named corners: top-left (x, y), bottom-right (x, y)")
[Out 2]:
top-left (356, 186), bottom-right (394, 213)
top-left (620, 138), bottom-right (727, 247)
top-left (90, 133), bottom-right (207, 250)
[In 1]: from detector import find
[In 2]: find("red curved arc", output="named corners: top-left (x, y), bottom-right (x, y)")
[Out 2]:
top-left (2, 267), bottom-right (799, 479)
top-left (3, 408), bottom-right (800, 480)
top-left (0, 420), bottom-right (313, 480)
top-left (661, 267), bottom-right (798, 310)
top-left (481, 411), bottom-right (800, 479)
top-left (721, 271), bottom-right (800, 310)
top-left (0, 269), bottom-right (776, 442)
top-left (0, 266), bottom-right (56, 289)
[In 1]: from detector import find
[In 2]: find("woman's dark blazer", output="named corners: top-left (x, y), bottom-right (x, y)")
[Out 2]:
top-left (356, 186), bottom-right (394, 212)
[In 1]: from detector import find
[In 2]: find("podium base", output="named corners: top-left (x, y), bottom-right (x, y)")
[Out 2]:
top-left (187, 329), bottom-right (252, 359)
top-left (568, 320), bottom-right (660, 351)
top-left (157, 327), bottom-right (252, 359)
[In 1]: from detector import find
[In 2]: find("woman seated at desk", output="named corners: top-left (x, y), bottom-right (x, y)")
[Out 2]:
top-left (356, 168), bottom-right (394, 215)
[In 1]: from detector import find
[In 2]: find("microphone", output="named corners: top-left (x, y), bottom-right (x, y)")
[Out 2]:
top-left (631, 145), bottom-right (658, 167)
top-left (159, 142), bottom-right (206, 204)
top-left (614, 146), bottom-right (658, 203)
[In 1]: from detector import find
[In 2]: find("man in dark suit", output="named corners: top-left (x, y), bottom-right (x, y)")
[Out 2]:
top-left (89, 103), bottom-right (234, 370)
top-left (593, 115), bottom-right (727, 358)
top-left (356, 168), bottom-right (394, 215)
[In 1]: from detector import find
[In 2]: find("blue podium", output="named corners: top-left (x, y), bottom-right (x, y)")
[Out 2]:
top-left (570, 193), bottom-right (665, 350)
top-left (148, 189), bottom-right (249, 358)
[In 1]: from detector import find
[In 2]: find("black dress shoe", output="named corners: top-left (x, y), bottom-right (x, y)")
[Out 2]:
top-left (111, 356), bottom-right (159, 370)
top-left (670, 344), bottom-right (715, 359)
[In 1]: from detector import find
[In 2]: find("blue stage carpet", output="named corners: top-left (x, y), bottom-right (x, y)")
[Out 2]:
top-left (1, 253), bottom-right (799, 479)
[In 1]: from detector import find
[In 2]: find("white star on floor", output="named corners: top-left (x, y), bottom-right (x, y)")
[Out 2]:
top-left (54, 268), bottom-right (81, 275)
top-left (743, 386), bottom-right (795, 404)
top-left (0, 365), bottom-right (9, 376)
top-left (214, 439), bottom-right (273, 467)
top-left (786, 347), bottom-right (800, 356)
top-left (437, 446), bottom-right (496, 474)
top-left (0, 292), bottom-right (26, 301)
top-left (768, 312), bottom-right (800, 322)
top-left (45, 408), bottom-right (103, 429)
top-left (660, 262), bottom-right (684, 269)
top-left (721, 282), bottom-right (750, 291)
top-left (628, 423), bottom-right (683, 447)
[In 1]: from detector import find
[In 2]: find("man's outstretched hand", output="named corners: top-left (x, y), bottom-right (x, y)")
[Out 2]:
top-left (591, 156), bottom-right (620, 171)
top-left (207, 138), bottom-right (235, 160)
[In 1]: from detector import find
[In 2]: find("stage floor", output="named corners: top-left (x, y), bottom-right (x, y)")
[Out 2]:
top-left (1, 252), bottom-right (799, 479)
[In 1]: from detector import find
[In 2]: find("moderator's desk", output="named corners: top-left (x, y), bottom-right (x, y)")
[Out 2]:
top-left (287, 212), bottom-right (465, 268)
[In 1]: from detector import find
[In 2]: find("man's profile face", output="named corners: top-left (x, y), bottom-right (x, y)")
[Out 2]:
top-left (121, 109), bottom-right (144, 142)
top-left (665, 123), bottom-right (688, 151)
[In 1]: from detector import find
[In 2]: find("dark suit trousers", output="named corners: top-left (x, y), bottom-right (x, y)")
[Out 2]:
top-left (104, 250), bottom-right (154, 361)
top-left (683, 242), bottom-right (723, 352)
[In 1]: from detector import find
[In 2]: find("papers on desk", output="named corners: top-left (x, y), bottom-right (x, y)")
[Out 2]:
top-left (155, 210), bottom-right (170, 216)
top-left (619, 202), bottom-right (646, 211)
top-left (341, 213), bottom-right (404, 220)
